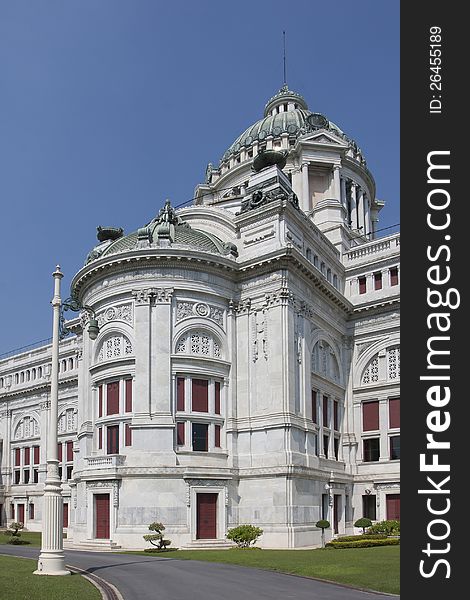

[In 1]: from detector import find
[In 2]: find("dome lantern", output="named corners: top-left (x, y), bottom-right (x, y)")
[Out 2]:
top-left (263, 84), bottom-right (308, 117)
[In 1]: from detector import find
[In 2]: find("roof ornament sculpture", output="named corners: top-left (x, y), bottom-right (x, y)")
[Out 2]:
top-left (85, 226), bottom-right (124, 263)
top-left (154, 199), bottom-right (185, 242)
top-left (252, 148), bottom-right (288, 173)
top-left (238, 188), bottom-right (299, 214)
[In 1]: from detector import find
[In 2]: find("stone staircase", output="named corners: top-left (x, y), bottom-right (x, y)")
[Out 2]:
top-left (64, 538), bottom-right (122, 552)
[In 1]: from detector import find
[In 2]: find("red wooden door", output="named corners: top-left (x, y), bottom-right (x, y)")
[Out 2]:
top-left (95, 494), bottom-right (110, 539)
top-left (63, 502), bottom-right (69, 528)
top-left (386, 494), bottom-right (400, 520)
top-left (18, 504), bottom-right (25, 524)
top-left (197, 493), bottom-right (217, 539)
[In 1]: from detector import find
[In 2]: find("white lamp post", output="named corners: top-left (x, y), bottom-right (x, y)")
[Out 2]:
top-left (35, 266), bottom-right (70, 576)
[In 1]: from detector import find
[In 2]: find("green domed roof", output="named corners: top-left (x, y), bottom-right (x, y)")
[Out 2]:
top-left (222, 86), bottom-right (345, 161)
top-left (85, 201), bottom-right (238, 264)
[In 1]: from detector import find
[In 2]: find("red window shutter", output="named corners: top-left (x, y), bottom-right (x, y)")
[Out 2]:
top-left (374, 272), bottom-right (382, 290)
top-left (24, 447), bottom-right (30, 466)
top-left (98, 385), bottom-right (103, 418)
top-left (192, 379), bottom-right (208, 412)
top-left (177, 377), bottom-right (185, 411)
top-left (215, 381), bottom-right (221, 415)
top-left (15, 448), bottom-right (20, 466)
top-left (98, 427), bottom-right (103, 449)
top-left (125, 379), bottom-right (132, 413)
top-left (58, 443), bottom-right (63, 462)
top-left (311, 390), bottom-right (317, 423)
top-left (177, 422), bottom-right (185, 446)
top-left (323, 396), bottom-right (329, 427)
top-left (363, 401), bottom-right (379, 431)
top-left (334, 401), bottom-right (339, 430)
top-left (63, 503), bottom-right (69, 528)
top-left (389, 397), bottom-right (400, 428)
top-left (66, 440), bottom-right (73, 462)
top-left (390, 267), bottom-right (399, 286)
top-left (33, 445), bottom-right (40, 464)
top-left (125, 423), bottom-right (132, 446)
top-left (107, 382), bottom-right (120, 415)
top-left (215, 425), bottom-right (221, 448)
top-left (359, 276), bottom-right (367, 294)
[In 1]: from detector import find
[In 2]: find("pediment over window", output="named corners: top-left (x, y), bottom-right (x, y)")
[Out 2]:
top-left (302, 131), bottom-right (348, 146)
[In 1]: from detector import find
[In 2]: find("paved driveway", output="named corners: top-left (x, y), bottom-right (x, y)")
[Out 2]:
top-left (0, 546), bottom-right (397, 600)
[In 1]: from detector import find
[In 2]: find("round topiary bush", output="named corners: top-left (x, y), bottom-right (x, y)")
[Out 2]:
top-left (315, 520), bottom-right (330, 548)
top-left (354, 517), bottom-right (372, 533)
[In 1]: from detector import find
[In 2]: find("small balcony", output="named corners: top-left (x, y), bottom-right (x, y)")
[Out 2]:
top-left (84, 455), bottom-right (125, 469)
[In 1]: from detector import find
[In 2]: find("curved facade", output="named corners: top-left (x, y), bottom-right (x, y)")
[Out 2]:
top-left (0, 86), bottom-right (399, 549)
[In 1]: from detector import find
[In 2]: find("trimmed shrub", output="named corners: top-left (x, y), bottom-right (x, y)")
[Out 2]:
top-left (143, 522), bottom-right (172, 551)
top-left (326, 538), bottom-right (400, 549)
top-left (227, 525), bottom-right (263, 548)
top-left (7, 537), bottom-right (30, 545)
top-left (367, 520), bottom-right (400, 535)
top-left (336, 534), bottom-right (387, 542)
top-left (315, 520), bottom-right (330, 548)
top-left (354, 518), bottom-right (372, 533)
top-left (5, 522), bottom-right (29, 545)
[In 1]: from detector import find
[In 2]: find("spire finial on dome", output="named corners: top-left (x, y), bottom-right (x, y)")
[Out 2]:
top-left (283, 30), bottom-right (287, 87)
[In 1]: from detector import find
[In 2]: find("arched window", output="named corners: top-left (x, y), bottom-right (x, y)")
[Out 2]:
top-left (14, 416), bottom-right (40, 440)
top-left (311, 340), bottom-right (340, 383)
top-left (361, 346), bottom-right (400, 385)
top-left (175, 330), bottom-right (222, 359)
top-left (97, 333), bottom-right (133, 363)
top-left (58, 408), bottom-right (77, 433)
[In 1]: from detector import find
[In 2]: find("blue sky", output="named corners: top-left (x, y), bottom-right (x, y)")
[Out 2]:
top-left (0, 0), bottom-right (399, 354)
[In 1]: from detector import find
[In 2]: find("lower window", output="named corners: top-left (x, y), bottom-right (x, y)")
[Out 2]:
top-left (363, 438), bottom-right (380, 462)
top-left (362, 494), bottom-right (377, 520)
top-left (192, 423), bottom-right (208, 452)
top-left (390, 435), bottom-right (400, 460)
top-left (107, 425), bottom-right (119, 454)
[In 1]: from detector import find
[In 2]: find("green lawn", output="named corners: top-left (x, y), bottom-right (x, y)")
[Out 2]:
top-left (0, 531), bottom-right (42, 546)
top-left (0, 555), bottom-right (101, 600)
top-left (125, 546), bottom-right (400, 595)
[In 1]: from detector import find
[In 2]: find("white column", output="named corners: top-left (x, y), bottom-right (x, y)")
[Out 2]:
top-left (302, 162), bottom-right (310, 210)
top-left (328, 397), bottom-right (335, 458)
top-left (35, 266), bottom-right (70, 576)
top-left (357, 188), bottom-right (365, 235)
top-left (371, 216), bottom-right (378, 239)
top-left (350, 182), bottom-right (358, 229)
top-left (340, 177), bottom-right (347, 209)
top-left (364, 195), bottom-right (371, 238)
top-left (332, 165), bottom-right (341, 201)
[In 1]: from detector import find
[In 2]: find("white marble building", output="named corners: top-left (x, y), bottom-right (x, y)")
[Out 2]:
top-left (0, 86), bottom-right (399, 548)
